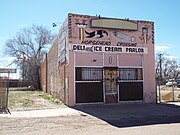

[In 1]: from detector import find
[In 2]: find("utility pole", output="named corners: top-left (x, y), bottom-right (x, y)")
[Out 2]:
top-left (158, 53), bottom-right (163, 103)
top-left (22, 53), bottom-right (25, 86)
top-left (172, 82), bottom-right (175, 101)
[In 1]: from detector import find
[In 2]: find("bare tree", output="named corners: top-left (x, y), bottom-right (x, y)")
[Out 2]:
top-left (163, 59), bottom-right (180, 80)
top-left (155, 53), bottom-right (165, 83)
top-left (5, 24), bottom-right (54, 89)
top-left (155, 53), bottom-right (180, 83)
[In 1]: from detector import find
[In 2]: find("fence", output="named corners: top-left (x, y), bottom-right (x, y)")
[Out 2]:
top-left (157, 84), bottom-right (180, 103)
top-left (0, 77), bottom-right (8, 110)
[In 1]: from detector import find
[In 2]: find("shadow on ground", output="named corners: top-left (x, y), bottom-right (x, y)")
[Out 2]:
top-left (0, 109), bottom-right (9, 114)
top-left (73, 103), bottom-right (180, 128)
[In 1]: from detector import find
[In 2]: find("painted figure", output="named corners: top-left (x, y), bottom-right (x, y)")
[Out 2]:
top-left (85, 30), bottom-right (108, 38)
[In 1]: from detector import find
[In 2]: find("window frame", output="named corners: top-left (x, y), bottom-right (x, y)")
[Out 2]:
top-left (118, 68), bottom-right (143, 81)
top-left (76, 67), bottom-right (103, 81)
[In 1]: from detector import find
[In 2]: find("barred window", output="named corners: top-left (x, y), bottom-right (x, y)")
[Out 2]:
top-left (76, 67), bottom-right (103, 81)
top-left (119, 68), bottom-right (143, 80)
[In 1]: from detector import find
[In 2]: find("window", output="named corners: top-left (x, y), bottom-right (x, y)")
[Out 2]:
top-left (76, 67), bottom-right (103, 81)
top-left (119, 68), bottom-right (143, 80)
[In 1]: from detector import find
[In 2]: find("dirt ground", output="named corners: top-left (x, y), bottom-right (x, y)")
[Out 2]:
top-left (1, 90), bottom-right (180, 135)
top-left (157, 85), bottom-right (180, 102)
top-left (1, 105), bottom-right (180, 135)
top-left (1, 115), bottom-right (180, 135)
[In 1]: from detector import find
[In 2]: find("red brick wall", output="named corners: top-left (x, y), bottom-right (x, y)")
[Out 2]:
top-left (40, 36), bottom-right (68, 103)
top-left (40, 59), bottom-right (46, 92)
top-left (47, 37), bottom-right (58, 94)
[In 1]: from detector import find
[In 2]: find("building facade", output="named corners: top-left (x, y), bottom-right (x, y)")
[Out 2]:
top-left (41, 13), bottom-right (156, 106)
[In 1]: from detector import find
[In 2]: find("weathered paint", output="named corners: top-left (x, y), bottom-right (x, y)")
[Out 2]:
top-left (41, 13), bottom-right (156, 106)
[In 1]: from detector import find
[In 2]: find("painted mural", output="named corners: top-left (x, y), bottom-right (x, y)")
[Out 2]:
top-left (68, 13), bottom-right (154, 48)
top-left (75, 19), bottom-right (87, 41)
top-left (139, 27), bottom-right (151, 44)
top-left (112, 30), bottom-right (136, 42)
top-left (85, 30), bottom-right (108, 38)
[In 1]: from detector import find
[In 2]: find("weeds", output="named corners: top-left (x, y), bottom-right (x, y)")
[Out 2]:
top-left (21, 99), bottom-right (34, 107)
top-left (8, 90), bottom-right (63, 110)
top-left (40, 94), bottom-right (60, 104)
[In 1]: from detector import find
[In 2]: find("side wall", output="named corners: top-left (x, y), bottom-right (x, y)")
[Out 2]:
top-left (40, 17), bottom-right (69, 105)
top-left (40, 59), bottom-right (46, 92)
top-left (47, 37), bottom-right (59, 96)
top-left (40, 38), bottom-right (68, 104)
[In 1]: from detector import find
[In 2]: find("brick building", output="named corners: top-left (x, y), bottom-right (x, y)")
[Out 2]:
top-left (41, 13), bottom-right (156, 106)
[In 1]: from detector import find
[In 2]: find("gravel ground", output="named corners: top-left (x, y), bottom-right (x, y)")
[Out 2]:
top-left (1, 90), bottom-right (180, 135)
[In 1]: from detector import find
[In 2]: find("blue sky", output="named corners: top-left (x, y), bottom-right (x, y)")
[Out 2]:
top-left (0, 0), bottom-right (180, 70)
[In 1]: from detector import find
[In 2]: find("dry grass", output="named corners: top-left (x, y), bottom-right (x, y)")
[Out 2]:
top-left (8, 90), bottom-right (65, 111)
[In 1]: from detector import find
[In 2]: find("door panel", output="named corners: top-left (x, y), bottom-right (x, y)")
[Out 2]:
top-left (104, 68), bottom-right (118, 103)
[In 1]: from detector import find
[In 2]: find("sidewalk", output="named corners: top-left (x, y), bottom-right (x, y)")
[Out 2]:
top-left (1, 103), bottom-right (180, 119)
top-left (1, 103), bottom-right (180, 135)
top-left (0, 107), bottom-right (84, 118)
top-left (167, 102), bottom-right (180, 106)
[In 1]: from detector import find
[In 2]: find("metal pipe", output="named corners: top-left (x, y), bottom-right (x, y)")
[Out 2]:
top-left (64, 37), bottom-right (67, 104)
top-left (172, 83), bottom-right (175, 101)
top-left (6, 72), bottom-right (10, 109)
top-left (45, 53), bottom-right (48, 93)
top-left (158, 84), bottom-right (161, 103)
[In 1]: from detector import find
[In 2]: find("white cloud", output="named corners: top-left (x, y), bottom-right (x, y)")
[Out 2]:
top-left (155, 44), bottom-right (179, 60)
top-left (164, 55), bottom-right (178, 60)
top-left (155, 44), bottom-right (172, 52)
top-left (0, 57), bottom-right (16, 61)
